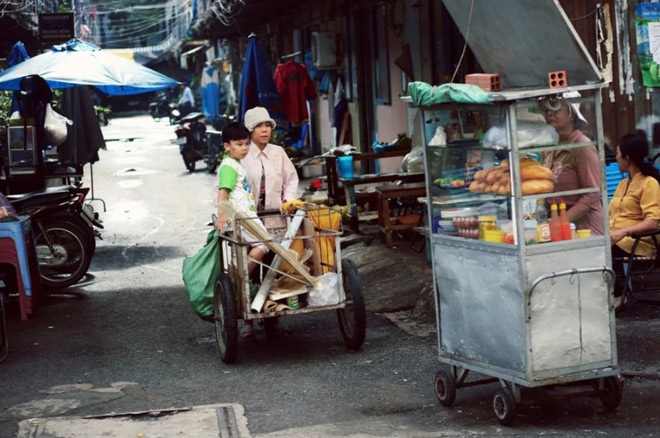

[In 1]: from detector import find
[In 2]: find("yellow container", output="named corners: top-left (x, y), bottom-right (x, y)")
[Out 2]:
top-left (478, 215), bottom-right (497, 239)
top-left (483, 229), bottom-right (505, 243)
top-left (577, 229), bottom-right (591, 239)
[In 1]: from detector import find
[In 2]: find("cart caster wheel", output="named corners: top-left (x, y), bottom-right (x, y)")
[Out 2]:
top-left (600, 376), bottom-right (623, 410)
top-left (434, 369), bottom-right (456, 407)
top-left (337, 259), bottom-right (366, 350)
top-left (492, 387), bottom-right (517, 426)
top-left (213, 273), bottom-right (238, 364)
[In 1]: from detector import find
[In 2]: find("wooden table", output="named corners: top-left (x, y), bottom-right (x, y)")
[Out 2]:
top-left (340, 172), bottom-right (425, 233)
top-left (323, 149), bottom-right (413, 205)
top-left (376, 183), bottom-right (427, 248)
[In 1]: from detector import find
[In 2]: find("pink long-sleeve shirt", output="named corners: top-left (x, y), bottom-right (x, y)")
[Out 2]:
top-left (241, 142), bottom-right (299, 224)
top-left (543, 129), bottom-right (604, 235)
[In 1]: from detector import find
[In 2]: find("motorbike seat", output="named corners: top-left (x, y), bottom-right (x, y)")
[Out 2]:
top-left (179, 112), bottom-right (205, 123)
top-left (7, 185), bottom-right (77, 211)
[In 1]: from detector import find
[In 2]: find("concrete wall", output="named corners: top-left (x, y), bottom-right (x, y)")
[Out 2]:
top-left (374, 10), bottom-right (408, 172)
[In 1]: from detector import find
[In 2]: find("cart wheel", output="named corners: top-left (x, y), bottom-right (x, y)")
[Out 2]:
top-left (213, 273), bottom-right (238, 364)
top-left (337, 258), bottom-right (366, 350)
top-left (434, 369), bottom-right (456, 407)
top-left (600, 376), bottom-right (623, 410)
top-left (492, 387), bottom-right (517, 426)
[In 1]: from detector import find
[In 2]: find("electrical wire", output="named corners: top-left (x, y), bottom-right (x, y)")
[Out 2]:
top-left (571, 8), bottom-right (598, 21)
top-left (450, 0), bottom-right (475, 84)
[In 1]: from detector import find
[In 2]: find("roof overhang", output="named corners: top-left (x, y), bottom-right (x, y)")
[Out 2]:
top-left (192, 0), bottom-right (312, 40)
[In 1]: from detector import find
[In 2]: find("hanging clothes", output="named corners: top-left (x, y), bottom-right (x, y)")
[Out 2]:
top-left (333, 78), bottom-right (348, 145)
top-left (273, 61), bottom-right (318, 124)
top-left (201, 65), bottom-right (220, 119)
top-left (58, 86), bottom-right (105, 165)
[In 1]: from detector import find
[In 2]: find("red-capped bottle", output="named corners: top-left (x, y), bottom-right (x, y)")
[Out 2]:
top-left (550, 201), bottom-right (562, 242)
top-left (559, 198), bottom-right (571, 240)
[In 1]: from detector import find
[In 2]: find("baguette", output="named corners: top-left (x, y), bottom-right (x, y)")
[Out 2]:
top-left (521, 165), bottom-right (553, 181)
top-left (473, 169), bottom-right (487, 181)
top-left (486, 169), bottom-right (505, 183)
top-left (500, 158), bottom-right (539, 169)
top-left (521, 179), bottom-right (554, 195)
top-left (469, 181), bottom-right (484, 192)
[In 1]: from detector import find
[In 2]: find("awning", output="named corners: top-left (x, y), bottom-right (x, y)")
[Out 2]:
top-left (442, 0), bottom-right (602, 88)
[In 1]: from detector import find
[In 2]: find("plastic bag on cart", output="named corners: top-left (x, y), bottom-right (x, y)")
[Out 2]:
top-left (182, 230), bottom-right (220, 322)
top-left (400, 146), bottom-right (424, 174)
top-left (483, 121), bottom-right (558, 150)
top-left (307, 272), bottom-right (340, 307)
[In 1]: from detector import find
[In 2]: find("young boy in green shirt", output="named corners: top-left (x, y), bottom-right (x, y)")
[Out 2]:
top-left (215, 123), bottom-right (269, 337)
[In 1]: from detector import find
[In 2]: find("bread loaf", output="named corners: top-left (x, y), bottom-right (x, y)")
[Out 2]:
top-left (521, 179), bottom-right (554, 195)
top-left (500, 158), bottom-right (539, 170)
top-left (521, 165), bottom-right (553, 181)
top-left (497, 184), bottom-right (510, 195)
top-left (473, 169), bottom-right (487, 181)
top-left (486, 169), bottom-right (505, 183)
top-left (469, 181), bottom-right (484, 192)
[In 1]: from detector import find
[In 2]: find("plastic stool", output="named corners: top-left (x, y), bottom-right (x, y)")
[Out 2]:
top-left (0, 292), bottom-right (8, 362)
top-left (0, 216), bottom-right (41, 320)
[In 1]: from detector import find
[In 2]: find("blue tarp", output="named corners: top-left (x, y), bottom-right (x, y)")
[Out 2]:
top-left (0, 39), bottom-right (179, 96)
top-left (238, 35), bottom-right (285, 123)
top-left (8, 41), bottom-right (30, 114)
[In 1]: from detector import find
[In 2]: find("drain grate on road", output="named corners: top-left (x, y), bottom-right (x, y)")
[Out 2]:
top-left (217, 405), bottom-right (240, 438)
top-left (16, 403), bottom-right (250, 438)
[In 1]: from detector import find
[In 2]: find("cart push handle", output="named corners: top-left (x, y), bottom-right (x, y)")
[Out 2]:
top-left (526, 267), bottom-right (614, 316)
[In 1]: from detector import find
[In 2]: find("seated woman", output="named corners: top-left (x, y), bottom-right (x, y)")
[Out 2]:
top-left (609, 131), bottom-right (660, 308)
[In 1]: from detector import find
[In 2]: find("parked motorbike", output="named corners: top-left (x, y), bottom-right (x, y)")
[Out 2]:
top-left (175, 112), bottom-right (220, 173)
top-left (149, 93), bottom-right (177, 124)
top-left (7, 184), bottom-right (103, 289)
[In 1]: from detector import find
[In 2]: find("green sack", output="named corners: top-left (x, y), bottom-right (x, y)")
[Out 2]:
top-left (182, 230), bottom-right (221, 322)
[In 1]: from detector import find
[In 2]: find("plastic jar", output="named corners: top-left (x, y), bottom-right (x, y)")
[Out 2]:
top-left (483, 229), bottom-right (505, 243)
top-left (478, 215), bottom-right (497, 239)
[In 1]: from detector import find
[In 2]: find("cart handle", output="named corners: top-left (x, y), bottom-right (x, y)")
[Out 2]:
top-left (526, 267), bottom-right (614, 306)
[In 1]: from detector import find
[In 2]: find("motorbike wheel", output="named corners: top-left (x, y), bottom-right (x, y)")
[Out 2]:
top-left (184, 158), bottom-right (196, 173)
top-left (52, 212), bottom-right (96, 257)
top-left (34, 220), bottom-right (92, 289)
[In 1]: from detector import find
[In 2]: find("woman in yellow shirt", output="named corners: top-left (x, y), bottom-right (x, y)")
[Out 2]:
top-left (609, 131), bottom-right (660, 307)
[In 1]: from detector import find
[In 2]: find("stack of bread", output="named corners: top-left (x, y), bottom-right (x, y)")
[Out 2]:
top-left (469, 158), bottom-right (554, 195)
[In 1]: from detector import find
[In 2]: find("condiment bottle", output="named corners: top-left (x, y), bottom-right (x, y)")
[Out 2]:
top-left (535, 199), bottom-right (551, 243)
top-left (559, 198), bottom-right (571, 240)
top-left (550, 201), bottom-right (562, 242)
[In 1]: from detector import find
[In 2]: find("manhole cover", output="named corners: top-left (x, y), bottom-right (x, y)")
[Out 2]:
top-left (16, 404), bottom-right (250, 438)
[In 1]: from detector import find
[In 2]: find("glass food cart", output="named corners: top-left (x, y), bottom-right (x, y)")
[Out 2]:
top-left (411, 88), bottom-right (621, 426)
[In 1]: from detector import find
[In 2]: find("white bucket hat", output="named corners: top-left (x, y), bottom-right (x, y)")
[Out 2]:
top-left (561, 90), bottom-right (588, 129)
top-left (540, 91), bottom-right (588, 129)
top-left (244, 106), bottom-right (276, 131)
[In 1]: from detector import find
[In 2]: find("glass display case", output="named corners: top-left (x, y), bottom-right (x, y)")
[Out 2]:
top-left (419, 93), bottom-right (608, 254)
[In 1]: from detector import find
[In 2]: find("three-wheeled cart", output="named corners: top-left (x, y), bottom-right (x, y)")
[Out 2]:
top-left (213, 205), bottom-right (366, 363)
top-left (406, 0), bottom-right (623, 426)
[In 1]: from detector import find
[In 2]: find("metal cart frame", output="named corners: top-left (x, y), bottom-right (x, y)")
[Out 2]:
top-left (411, 87), bottom-right (622, 425)
top-left (212, 206), bottom-right (366, 363)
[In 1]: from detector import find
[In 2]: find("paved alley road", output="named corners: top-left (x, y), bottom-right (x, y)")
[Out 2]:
top-left (1, 115), bottom-right (659, 437)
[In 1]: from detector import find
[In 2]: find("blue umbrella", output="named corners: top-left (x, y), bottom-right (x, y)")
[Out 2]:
top-left (0, 39), bottom-right (178, 95)
top-left (238, 35), bottom-right (285, 123)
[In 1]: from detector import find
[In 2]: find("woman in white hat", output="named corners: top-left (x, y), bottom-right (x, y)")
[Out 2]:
top-left (541, 93), bottom-right (603, 235)
top-left (242, 107), bottom-right (299, 227)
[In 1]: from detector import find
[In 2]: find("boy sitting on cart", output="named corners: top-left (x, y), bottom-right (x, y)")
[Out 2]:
top-left (215, 122), bottom-right (270, 337)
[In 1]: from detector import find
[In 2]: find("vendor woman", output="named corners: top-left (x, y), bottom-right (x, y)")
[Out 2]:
top-left (541, 92), bottom-right (603, 235)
